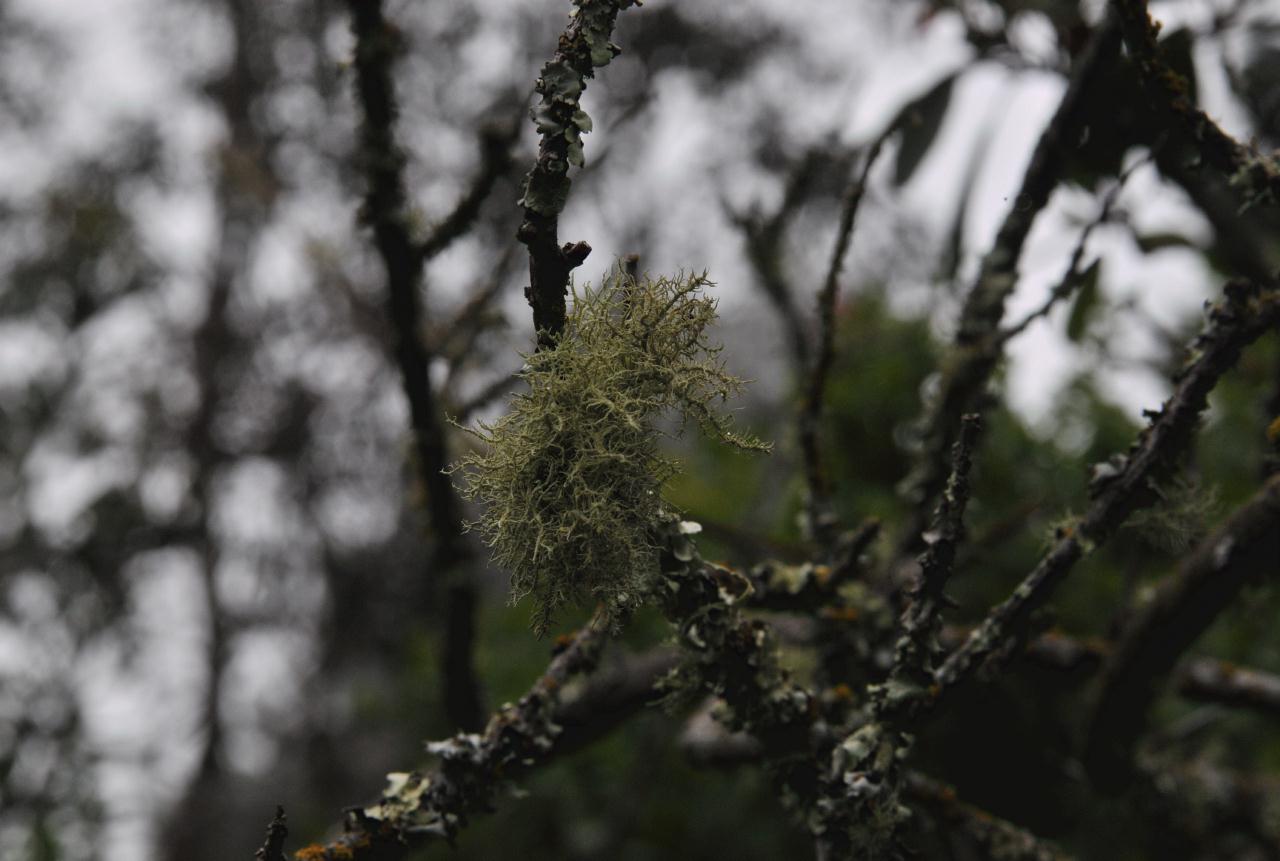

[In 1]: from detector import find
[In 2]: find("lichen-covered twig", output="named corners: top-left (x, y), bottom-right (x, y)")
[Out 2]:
top-left (897, 12), bottom-right (1122, 552)
top-left (345, 0), bottom-right (484, 731)
top-left (1083, 473), bottom-right (1280, 792)
top-left (934, 279), bottom-right (1280, 702)
top-left (254, 806), bottom-right (288, 861)
top-left (808, 417), bottom-right (980, 858)
top-left (800, 133), bottom-right (892, 549)
top-left (881, 414), bottom-right (980, 721)
top-left (517, 0), bottom-right (638, 349)
top-left (287, 613), bottom-right (609, 860)
top-left (1112, 0), bottom-right (1280, 212)
top-left (652, 518), bottom-right (825, 820)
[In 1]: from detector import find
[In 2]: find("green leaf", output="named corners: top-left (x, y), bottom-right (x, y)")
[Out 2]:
top-left (891, 74), bottom-right (956, 186)
top-left (1065, 259), bottom-right (1102, 343)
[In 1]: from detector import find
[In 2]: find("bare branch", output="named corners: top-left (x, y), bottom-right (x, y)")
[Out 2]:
top-left (903, 773), bottom-right (1073, 861)
top-left (997, 152), bottom-right (1152, 344)
top-left (419, 121), bottom-right (519, 262)
top-left (800, 131), bottom-right (892, 548)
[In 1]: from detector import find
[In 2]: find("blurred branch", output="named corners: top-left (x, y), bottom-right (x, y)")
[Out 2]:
top-left (727, 146), bottom-right (848, 372)
top-left (1083, 474), bottom-right (1280, 792)
top-left (449, 370), bottom-right (520, 424)
top-left (516, 0), bottom-right (638, 350)
top-left (902, 772), bottom-right (1073, 861)
top-left (800, 131), bottom-right (891, 548)
top-left (1177, 659), bottom-right (1280, 719)
top-left (934, 278), bottom-right (1280, 705)
top-left (418, 120), bottom-right (519, 262)
top-left (1112, 0), bottom-right (1280, 210)
top-left (997, 152), bottom-right (1152, 344)
top-left (676, 714), bottom-right (1071, 861)
top-left (898, 11), bottom-right (1122, 553)
top-left (941, 625), bottom-right (1280, 720)
top-left (345, 0), bottom-right (483, 731)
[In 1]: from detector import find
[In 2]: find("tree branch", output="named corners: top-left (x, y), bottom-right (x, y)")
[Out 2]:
top-left (419, 121), bottom-right (519, 262)
top-left (517, 0), bottom-right (638, 350)
top-left (288, 613), bottom-right (610, 860)
top-left (1111, 0), bottom-right (1280, 211)
top-left (898, 12), bottom-right (1122, 551)
top-left (800, 132), bottom-right (892, 548)
top-left (345, 0), bottom-right (483, 731)
top-left (1083, 473), bottom-right (1280, 792)
top-left (934, 278), bottom-right (1280, 704)
top-left (253, 807), bottom-right (288, 861)
top-left (882, 414), bottom-right (981, 721)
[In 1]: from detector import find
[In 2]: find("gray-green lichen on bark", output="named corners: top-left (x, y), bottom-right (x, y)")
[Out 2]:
top-left (451, 271), bottom-right (768, 636)
top-left (519, 0), bottom-right (636, 217)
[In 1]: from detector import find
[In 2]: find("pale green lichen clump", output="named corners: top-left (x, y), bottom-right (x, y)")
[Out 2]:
top-left (452, 270), bottom-right (769, 635)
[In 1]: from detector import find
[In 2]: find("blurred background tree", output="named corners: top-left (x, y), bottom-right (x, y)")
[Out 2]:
top-left (0, 0), bottom-right (1278, 859)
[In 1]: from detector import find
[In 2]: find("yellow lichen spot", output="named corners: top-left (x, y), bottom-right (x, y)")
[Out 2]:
top-left (820, 606), bottom-right (860, 623)
top-left (831, 683), bottom-right (853, 701)
top-left (1266, 415), bottom-right (1280, 445)
top-left (812, 564), bottom-right (833, 586)
top-left (295, 846), bottom-right (329, 861)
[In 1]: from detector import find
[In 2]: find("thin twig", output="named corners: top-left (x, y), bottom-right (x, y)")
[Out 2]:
top-left (997, 152), bottom-right (1153, 344)
top-left (800, 130), bottom-right (892, 548)
top-left (419, 120), bottom-right (519, 261)
top-left (903, 773), bottom-right (1074, 861)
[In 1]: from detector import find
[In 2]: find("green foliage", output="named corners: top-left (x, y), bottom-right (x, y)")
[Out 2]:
top-left (452, 271), bottom-right (769, 635)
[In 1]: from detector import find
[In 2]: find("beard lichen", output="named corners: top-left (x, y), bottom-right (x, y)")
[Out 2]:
top-left (450, 270), bottom-right (769, 636)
